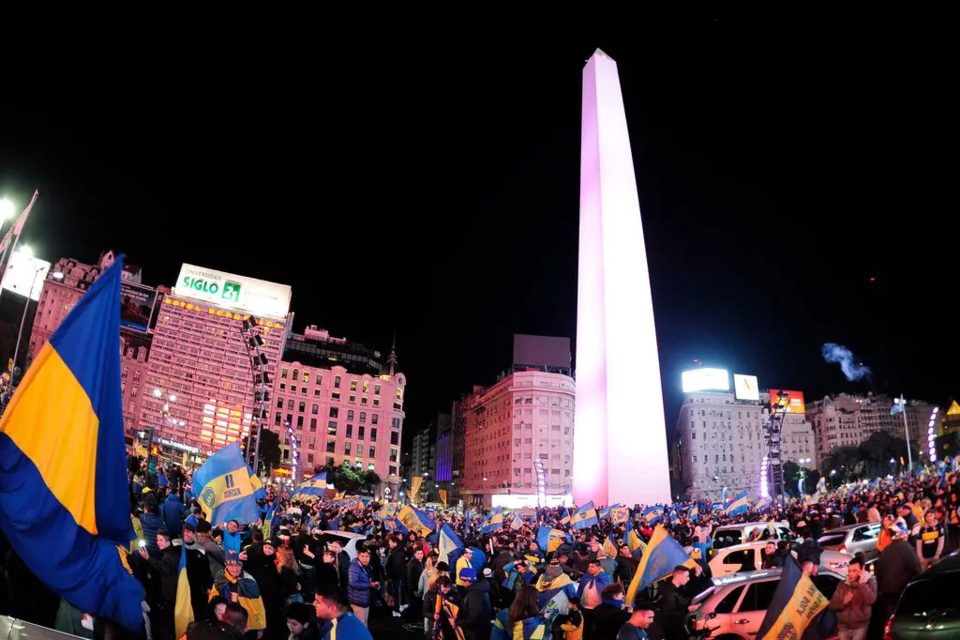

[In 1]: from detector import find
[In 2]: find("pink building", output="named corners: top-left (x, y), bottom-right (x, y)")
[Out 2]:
top-left (28, 250), bottom-right (154, 436)
top-left (140, 264), bottom-right (290, 456)
top-left (274, 325), bottom-right (405, 497)
top-left (458, 370), bottom-right (575, 508)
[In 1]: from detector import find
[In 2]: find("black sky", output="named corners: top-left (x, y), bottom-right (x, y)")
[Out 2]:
top-left (0, 15), bottom-right (955, 449)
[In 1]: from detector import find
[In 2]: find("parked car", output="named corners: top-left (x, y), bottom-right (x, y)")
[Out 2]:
top-left (689, 567), bottom-right (845, 639)
top-left (711, 521), bottom-right (794, 552)
top-left (709, 540), bottom-right (853, 577)
top-left (318, 530), bottom-right (368, 560)
top-left (818, 522), bottom-right (882, 561)
top-left (884, 551), bottom-right (960, 639)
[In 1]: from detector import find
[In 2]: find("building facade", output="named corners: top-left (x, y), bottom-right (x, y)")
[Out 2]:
top-left (273, 325), bottom-right (405, 496)
top-left (457, 370), bottom-right (575, 508)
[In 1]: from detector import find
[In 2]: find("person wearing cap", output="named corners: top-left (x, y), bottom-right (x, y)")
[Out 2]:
top-left (210, 550), bottom-right (267, 636)
top-left (534, 557), bottom-right (578, 622)
top-left (312, 583), bottom-right (373, 640)
top-left (577, 557), bottom-right (612, 640)
top-left (456, 547), bottom-right (474, 588)
top-left (617, 595), bottom-right (655, 640)
top-left (457, 566), bottom-right (492, 640)
top-left (182, 521), bottom-right (214, 620)
top-left (242, 534), bottom-right (282, 639)
top-left (875, 521), bottom-right (921, 622)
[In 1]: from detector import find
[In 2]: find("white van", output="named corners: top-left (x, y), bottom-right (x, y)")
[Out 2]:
top-left (711, 521), bottom-right (793, 552)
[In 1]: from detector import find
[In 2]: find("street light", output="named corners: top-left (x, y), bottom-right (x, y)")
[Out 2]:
top-left (11, 249), bottom-right (47, 377)
top-left (0, 198), bottom-right (14, 223)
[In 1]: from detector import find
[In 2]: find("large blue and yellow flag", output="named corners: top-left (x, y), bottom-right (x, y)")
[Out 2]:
top-left (571, 501), bottom-right (599, 530)
top-left (193, 442), bottom-right (259, 525)
top-left (0, 256), bottom-right (145, 629)
top-left (438, 523), bottom-right (464, 564)
top-left (598, 503), bottom-right (621, 520)
top-left (398, 504), bottom-right (435, 536)
top-left (688, 505), bottom-right (700, 521)
top-left (756, 556), bottom-right (831, 640)
top-left (602, 534), bottom-right (619, 559)
top-left (626, 525), bottom-right (695, 606)
top-left (610, 506), bottom-right (630, 524)
top-left (642, 505), bottom-right (664, 523)
top-left (537, 526), bottom-right (571, 554)
top-left (482, 507), bottom-right (504, 534)
top-left (293, 472), bottom-right (327, 501)
top-left (559, 507), bottom-right (571, 526)
top-left (626, 518), bottom-right (645, 559)
top-left (248, 465), bottom-right (267, 501)
top-left (724, 491), bottom-right (750, 517)
top-left (175, 541), bottom-right (193, 638)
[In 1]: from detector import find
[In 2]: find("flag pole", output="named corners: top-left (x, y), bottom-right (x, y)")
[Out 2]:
top-left (901, 394), bottom-right (913, 471)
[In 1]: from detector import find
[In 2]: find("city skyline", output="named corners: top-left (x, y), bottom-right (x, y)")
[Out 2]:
top-left (0, 25), bottom-right (955, 450)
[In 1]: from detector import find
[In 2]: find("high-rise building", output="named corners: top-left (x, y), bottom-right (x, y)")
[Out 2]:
top-left (140, 264), bottom-right (290, 456)
top-left (273, 325), bottom-right (405, 496)
top-left (435, 411), bottom-right (453, 488)
top-left (410, 428), bottom-right (436, 498)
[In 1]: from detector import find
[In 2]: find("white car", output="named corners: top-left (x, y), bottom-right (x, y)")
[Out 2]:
top-left (690, 568), bottom-right (845, 639)
top-left (711, 521), bottom-right (794, 552)
top-left (317, 530), bottom-right (368, 560)
top-left (709, 540), bottom-right (853, 577)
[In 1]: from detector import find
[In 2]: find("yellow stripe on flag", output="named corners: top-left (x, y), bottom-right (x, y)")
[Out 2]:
top-left (759, 573), bottom-right (828, 640)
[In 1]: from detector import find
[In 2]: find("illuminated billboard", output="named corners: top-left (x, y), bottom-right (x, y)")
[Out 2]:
top-left (120, 282), bottom-right (158, 332)
top-left (770, 389), bottom-right (806, 414)
top-left (1, 252), bottom-right (50, 301)
top-left (681, 368), bottom-right (730, 393)
top-left (173, 263), bottom-right (291, 320)
top-left (733, 374), bottom-right (760, 401)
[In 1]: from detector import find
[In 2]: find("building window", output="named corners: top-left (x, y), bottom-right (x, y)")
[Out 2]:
top-left (276, 398), bottom-right (283, 409)
top-left (298, 401), bottom-right (305, 413)
top-left (281, 368), bottom-right (288, 379)
top-left (370, 428), bottom-right (377, 441)
top-left (308, 436), bottom-right (316, 448)
top-left (326, 456), bottom-right (334, 467)
top-left (330, 407), bottom-right (341, 419)
top-left (362, 381), bottom-right (369, 394)
top-left (287, 399), bottom-right (294, 410)
top-left (347, 410), bottom-right (355, 420)
top-left (391, 432), bottom-right (399, 446)
top-left (344, 442), bottom-right (351, 455)
top-left (357, 445), bottom-right (364, 458)
top-left (312, 404), bottom-right (319, 415)
top-left (302, 372), bottom-right (309, 383)
top-left (392, 418), bottom-right (401, 429)
top-left (331, 392), bottom-right (340, 401)
top-left (373, 399), bottom-right (380, 407)
top-left (292, 369), bottom-right (299, 381)
top-left (691, 432), bottom-right (696, 440)
top-left (374, 384), bottom-right (381, 396)
top-left (307, 454), bottom-right (314, 463)
top-left (389, 466), bottom-right (397, 476)
top-left (297, 416), bottom-right (304, 428)
top-left (360, 412), bottom-right (366, 423)
top-left (390, 448), bottom-right (398, 462)
top-left (361, 397), bottom-right (368, 406)
top-left (275, 413), bottom-right (281, 425)
top-left (350, 380), bottom-right (358, 392)
top-left (334, 376), bottom-right (341, 388)
top-left (285, 413), bottom-right (293, 426)
top-left (291, 386), bottom-right (297, 394)
top-left (315, 373), bottom-right (322, 385)
top-left (371, 414), bottom-right (379, 425)
top-left (279, 383), bottom-right (286, 391)
top-left (369, 446), bottom-right (376, 458)
top-left (349, 395), bottom-right (356, 404)
top-left (326, 440), bottom-right (335, 453)
top-left (310, 418), bottom-right (317, 432)
top-left (346, 424), bottom-right (353, 438)
top-left (314, 389), bottom-right (321, 397)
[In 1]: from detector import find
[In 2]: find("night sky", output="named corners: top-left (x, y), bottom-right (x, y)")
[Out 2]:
top-left (0, 16), bottom-right (954, 450)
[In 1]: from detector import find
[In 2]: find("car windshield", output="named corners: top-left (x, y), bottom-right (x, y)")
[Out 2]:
top-left (817, 534), bottom-right (846, 547)
top-left (897, 576), bottom-right (960, 617)
top-left (714, 530), bottom-right (743, 549)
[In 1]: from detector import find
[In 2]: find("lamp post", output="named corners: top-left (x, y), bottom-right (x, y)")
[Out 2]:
top-left (11, 248), bottom-right (47, 379)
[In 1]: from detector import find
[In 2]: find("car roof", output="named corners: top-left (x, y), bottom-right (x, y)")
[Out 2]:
top-left (320, 530), bottom-right (367, 541)
top-left (710, 566), bottom-right (846, 588)
top-left (714, 541), bottom-right (780, 553)
top-left (916, 550), bottom-right (960, 577)
top-left (715, 522), bottom-right (787, 531)
top-left (821, 523), bottom-right (879, 534)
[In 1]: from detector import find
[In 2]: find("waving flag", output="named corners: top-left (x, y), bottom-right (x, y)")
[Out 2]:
top-left (724, 491), bottom-right (750, 517)
top-left (610, 506), bottom-right (630, 524)
top-left (293, 472), bottom-right (328, 501)
top-left (688, 505), bottom-right (700, 521)
top-left (438, 523), bottom-right (464, 564)
top-left (174, 542), bottom-right (193, 638)
top-left (248, 466), bottom-right (267, 501)
top-left (598, 503), bottom-right (621, 520)
top-left (756, 556), bottom-right (831, 640)
top-left (559, 508), bottom-right (571, 526)
top-left (642, 505), bottom-right (664, 523)
top-left (193, 443), bottom-right (259, 525)
top-left (537, 526), bottom-right (571, 554)
top-left (398, 505), bottom-right (435, 536)
top-left (383, 517), bottom-right (409, 534)
top-left (602, 534), bottom-right (618, 559)
top-left (0, 255), bottom-right (144, 630)
top-left (571, 501), bottom-right (599, 530)
top-left (482, 508), bottom-right (504, 534)
top-left (626, 518), bottom-right (645, 559)
top-left (625, 525), bottom-right (696, 606)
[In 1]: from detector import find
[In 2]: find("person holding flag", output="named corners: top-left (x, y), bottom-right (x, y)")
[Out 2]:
top-left (755, 556), bottom-right (833, 640)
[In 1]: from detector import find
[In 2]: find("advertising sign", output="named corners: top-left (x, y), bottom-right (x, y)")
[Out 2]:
top-left (733, 374), bottom-right (761, 401)
top-left (681, 368), bottom-right (730, 393)
top-left (120, 282), bottom-right (158, 332)
top-left (769, 389), bottom-right (806, 414)
top-left (173, 263), bottom-right (291, 319)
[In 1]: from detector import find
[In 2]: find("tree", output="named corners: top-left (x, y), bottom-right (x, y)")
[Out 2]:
top-left (782, 461), bottom-right (821, 498)
top-left (258, 429), bottom-right (281, 473)
top-left (858, 431), bottom-right (908, 478)
top-left (821, 446), bottom-right (861, 487)
top-left (362, 471), bottom-right (382, 494)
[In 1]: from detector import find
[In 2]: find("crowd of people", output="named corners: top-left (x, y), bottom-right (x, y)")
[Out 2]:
top-left (0, 455), bottom-right (957, 640)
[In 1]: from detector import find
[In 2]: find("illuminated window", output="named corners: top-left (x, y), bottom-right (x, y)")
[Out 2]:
top-left (302, 372), bottom-right (309, 383)
top-left (344, 442), bottom-right (351, 455)
top-left (350, 380), bottom-right (358, 392)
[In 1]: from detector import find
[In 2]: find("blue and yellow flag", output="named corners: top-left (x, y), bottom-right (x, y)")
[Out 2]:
top-left (514, 617), bottom-right (548, 640)
top-left (756, 556), bottom-right (831, 640)
top-left (571, 501), bottom-right (599, 530)
top-left (610, 506), bottom-right (630, 524)
top-left (626, 525), bottom-right (695, 606)
top-left (482, 507), bottom-right (505, 534)
top-left (438, 523), bottom-right (464, 564)
top-left (642, 505), bottom-right (664, 523)
top-left (0, 255), bottom-right (145, 630)
top-left (559, 507), bottom-right (571, 526)
top-left (293, 472), bottom-right (327, 501)
top-left (193, 442), bottom-right (259, 525)
top-left (383, 516), bottom-right (409, 533)
top-left (688, 505), bottom-right (700, 521)
top-left (248, 465), bottom-right (267, 501)
top-left (625, 518), bottom-right (645, 559)
top-left (537, 526), bottom-right (571, 553)
top-left (175, 541), bottom-right (193, 638)
top-left (602, 534), bottom-right (618, 559)
top-left (724, 491), bottom-right (750, 517)
top-left (598, 503), bottom-right (621, 520)
top-left (398, 504), bottom-right (435, 536)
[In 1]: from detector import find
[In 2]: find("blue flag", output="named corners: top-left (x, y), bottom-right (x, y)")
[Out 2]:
top-left (626, 525), bottom-right (694, 606)
top-left (293, 472), bottom-right (327, 501)
top-left (0, 255), bottom-right (145, 629)
top-left (438, 523), bottom-right (464, 564)
top-left (756, 556), bottom-right (833, 640)
top-left (571, 501), bottom-right (599, 530)
top-left (724, 491), bottom-right (750, 517)
top-left (193, 442), bottom-right (260, 525)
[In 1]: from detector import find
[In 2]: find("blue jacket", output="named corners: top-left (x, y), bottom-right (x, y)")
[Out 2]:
top-left (576, 570), bottom-right (613, 605)
top-left (139, 511), bottom-right (165, 557)
top-left (320, 611), bottom-right (372, 640)
top-left (223, 530), bottom-right (242, 554)
top-left (347, 558), bottom-right (374, 607)
top-left (160, 494), bottom-right (185, 537)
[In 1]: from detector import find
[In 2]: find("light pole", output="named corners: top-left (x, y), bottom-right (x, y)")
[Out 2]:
top-left (11, 247), bottom-right (46, 380)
